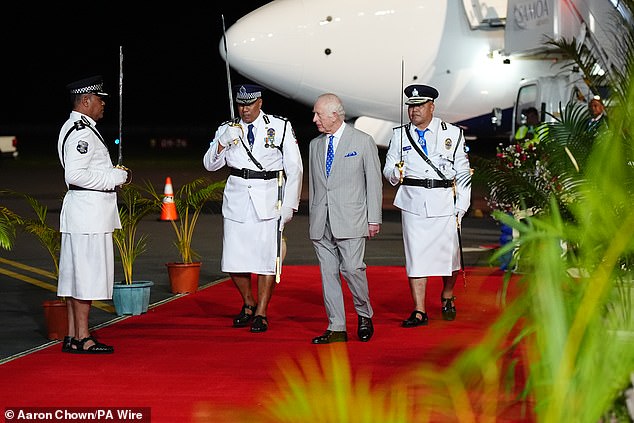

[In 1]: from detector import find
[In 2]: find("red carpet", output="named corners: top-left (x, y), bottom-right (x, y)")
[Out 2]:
top-left (0, 266), bottom-right (528, 422)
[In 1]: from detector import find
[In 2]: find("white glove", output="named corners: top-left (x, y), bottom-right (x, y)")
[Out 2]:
top-left (115, 165), bottom-right (132, 185)
top-left (279, 206), bottom-right (294, 230)
top-left (391, 163), bottom-right (405, 185)
top-left (113, 167), bottom-right (129, 186)
top-left (218, 125), bottom-right (242, 147)
top-left (456, 209), bottom-right (466, 226)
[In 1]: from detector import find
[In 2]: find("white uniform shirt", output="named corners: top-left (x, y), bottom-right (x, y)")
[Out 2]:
top-left (57, 111), bottom-right (124, 233)
top-left (203, 110), bottom-right (303, 222)
top-left (383, 117), bottom-right (471, 217)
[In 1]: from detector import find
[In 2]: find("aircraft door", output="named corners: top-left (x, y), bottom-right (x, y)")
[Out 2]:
top-left (512, 82), bottom-right (539, 141)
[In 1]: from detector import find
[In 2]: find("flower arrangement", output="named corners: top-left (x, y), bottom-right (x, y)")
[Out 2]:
top-left (495, 140), bottom-right (540, 172)
top-left (484, 139), bottom-right (547, 213)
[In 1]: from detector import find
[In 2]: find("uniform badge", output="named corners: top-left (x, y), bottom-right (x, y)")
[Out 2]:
top-left (265, 127), bottom-right (276, 148)
top-left (445, 138), bottom-right (452, 150)
top-left (76, 140), bottom-right (89, 154)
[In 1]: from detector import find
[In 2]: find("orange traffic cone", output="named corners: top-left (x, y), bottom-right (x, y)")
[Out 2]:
top-left (160, 177), bottom-right (178, 221)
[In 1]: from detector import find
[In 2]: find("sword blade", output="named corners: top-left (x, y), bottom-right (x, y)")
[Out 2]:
top-left (221, 15), bottom-right (235, 121)
top-left (117, 45), bottom-right (123, 166)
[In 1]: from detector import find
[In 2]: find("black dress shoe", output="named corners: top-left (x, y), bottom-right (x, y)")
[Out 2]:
top-left (250, 315), bottom-right (268, 333)
top-left (402, 310), bottom-right (428, 328)
top-left (312, 330), bottom-right (348, 344)
top-left (233, 303), bottom-right (257, 327)
top-left (357, 316), bottom-right (374, 342)
top-left (61, 336), bottom-right (73, 353)
top-left (441, 296), bottom-right (456, 321)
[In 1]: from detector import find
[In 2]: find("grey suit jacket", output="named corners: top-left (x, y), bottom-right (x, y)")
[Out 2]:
top-left (308, 125), bottom-right (382, 240)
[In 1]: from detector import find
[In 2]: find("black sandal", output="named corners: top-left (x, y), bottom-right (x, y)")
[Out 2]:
top-left (233, 304), bottom-right (257, 327)
top-left (402, 310), bottom-right (428, 328)
top-left (71, 336), bottom-right (114, 354)
top-left (61, 336), bottom-right (73, 353)
top-left (250, 315), bottom-right (268, 333)
top-left (441, 296), bottom-right (457, 321)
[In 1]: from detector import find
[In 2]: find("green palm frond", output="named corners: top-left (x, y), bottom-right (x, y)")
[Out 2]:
top-left (0, 209), bottom-right (18, 251)
top-left (0, 189), bottom-right (61, 277)
top-left (113, 183), bottom-right (161, 284)
top-left (472, 97), bottom-right (605, 221)
top-left (144, 177), bottom-right (225, 264)
top-left (544, 36), bottom-right (608, 97)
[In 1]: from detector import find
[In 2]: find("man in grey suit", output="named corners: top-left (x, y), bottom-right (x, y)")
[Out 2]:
top-left (308, 93), bottom-right (383, 344)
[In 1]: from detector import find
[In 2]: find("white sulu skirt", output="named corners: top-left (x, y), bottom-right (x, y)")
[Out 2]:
top-left (221, 199), bottom-right (278, 275)
top-left (57, 232), bottom-right (115, 300)
top-left (402, 210), bottom-right (460, 277)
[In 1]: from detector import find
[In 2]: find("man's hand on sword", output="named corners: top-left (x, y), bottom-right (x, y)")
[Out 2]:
top-left (219, 125), bottom-right (242, 148)
top-left (279, 206), bottom-right (294, 231)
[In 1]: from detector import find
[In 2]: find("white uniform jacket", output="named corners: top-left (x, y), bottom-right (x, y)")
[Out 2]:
top-left (203, 111), bottom-right (303, 222)
top-left (57, 111), bottom-right (124, 233)
top-left (383, 117), bottom-right (471, 216)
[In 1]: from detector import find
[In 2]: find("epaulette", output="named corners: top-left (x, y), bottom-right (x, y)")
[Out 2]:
top-left (72, 116), bottom-right (91, 131)
top-left (220, 117), bottom-right (240, 126)
top-left (270, 114), bottom-right (289, 122)
top-left (441, 121), bottom-right (447, 130)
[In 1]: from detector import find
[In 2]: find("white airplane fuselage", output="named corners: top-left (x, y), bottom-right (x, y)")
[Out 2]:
top-left (221, 0), bottom-right (567, 146)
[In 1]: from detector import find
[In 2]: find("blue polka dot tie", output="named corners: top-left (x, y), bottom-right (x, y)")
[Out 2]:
top-left (326, 135), bottom-right (334, 177)
top-left (247, 124), bottom-right (255, 150)
top-left (415, 128), bottom-right (429, 155)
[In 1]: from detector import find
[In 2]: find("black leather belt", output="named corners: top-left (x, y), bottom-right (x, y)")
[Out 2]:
top-left (401, 178), bottom-right (453, 188)
top-left (230, 168), bottom-right (283, 180)
top-left (68, 184), bottom-right (115, 192)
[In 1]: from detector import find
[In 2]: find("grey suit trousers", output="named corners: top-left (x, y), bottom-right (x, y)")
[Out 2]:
top-left (312, 216), bottom-right (373, 331)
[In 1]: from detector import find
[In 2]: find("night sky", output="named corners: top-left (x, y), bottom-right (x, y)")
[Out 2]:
top-left (1, 3), bottom-right (316, 155)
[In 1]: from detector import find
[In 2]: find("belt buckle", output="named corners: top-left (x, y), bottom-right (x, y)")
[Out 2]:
top-left (242, 169), bottom-right (250, 179)
top-left (423, 179), bottom-right (432, 189)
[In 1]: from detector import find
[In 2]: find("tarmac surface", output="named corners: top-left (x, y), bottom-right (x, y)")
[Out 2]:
top-left (0, 152), bottom-right (502, 362)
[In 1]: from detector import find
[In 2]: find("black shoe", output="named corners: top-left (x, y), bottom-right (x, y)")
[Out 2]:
top-left (71, 336), bottom-right (114, 354)
top-left (402, 310), bottom-right (428, 328)
top-left (233, 304), bottom-right (257, 327)
top-left (357, 316), bottom-right (374, 342)
top-left (250, 315), bottom-right (268, 333)
top-left (441, 296), bottom-right (457, 321)
top-left (61, 336), bottom-right (73, 353)
top-left (312, 330), bottom-right (348, 344)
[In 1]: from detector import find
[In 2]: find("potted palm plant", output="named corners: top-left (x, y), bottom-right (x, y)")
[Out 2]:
top-left (1, 189), bottom-right (66, 340)
top-left (145, 177), bottom-right (225, 293)
top-left (112, 183), bottom-right (160, 316)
